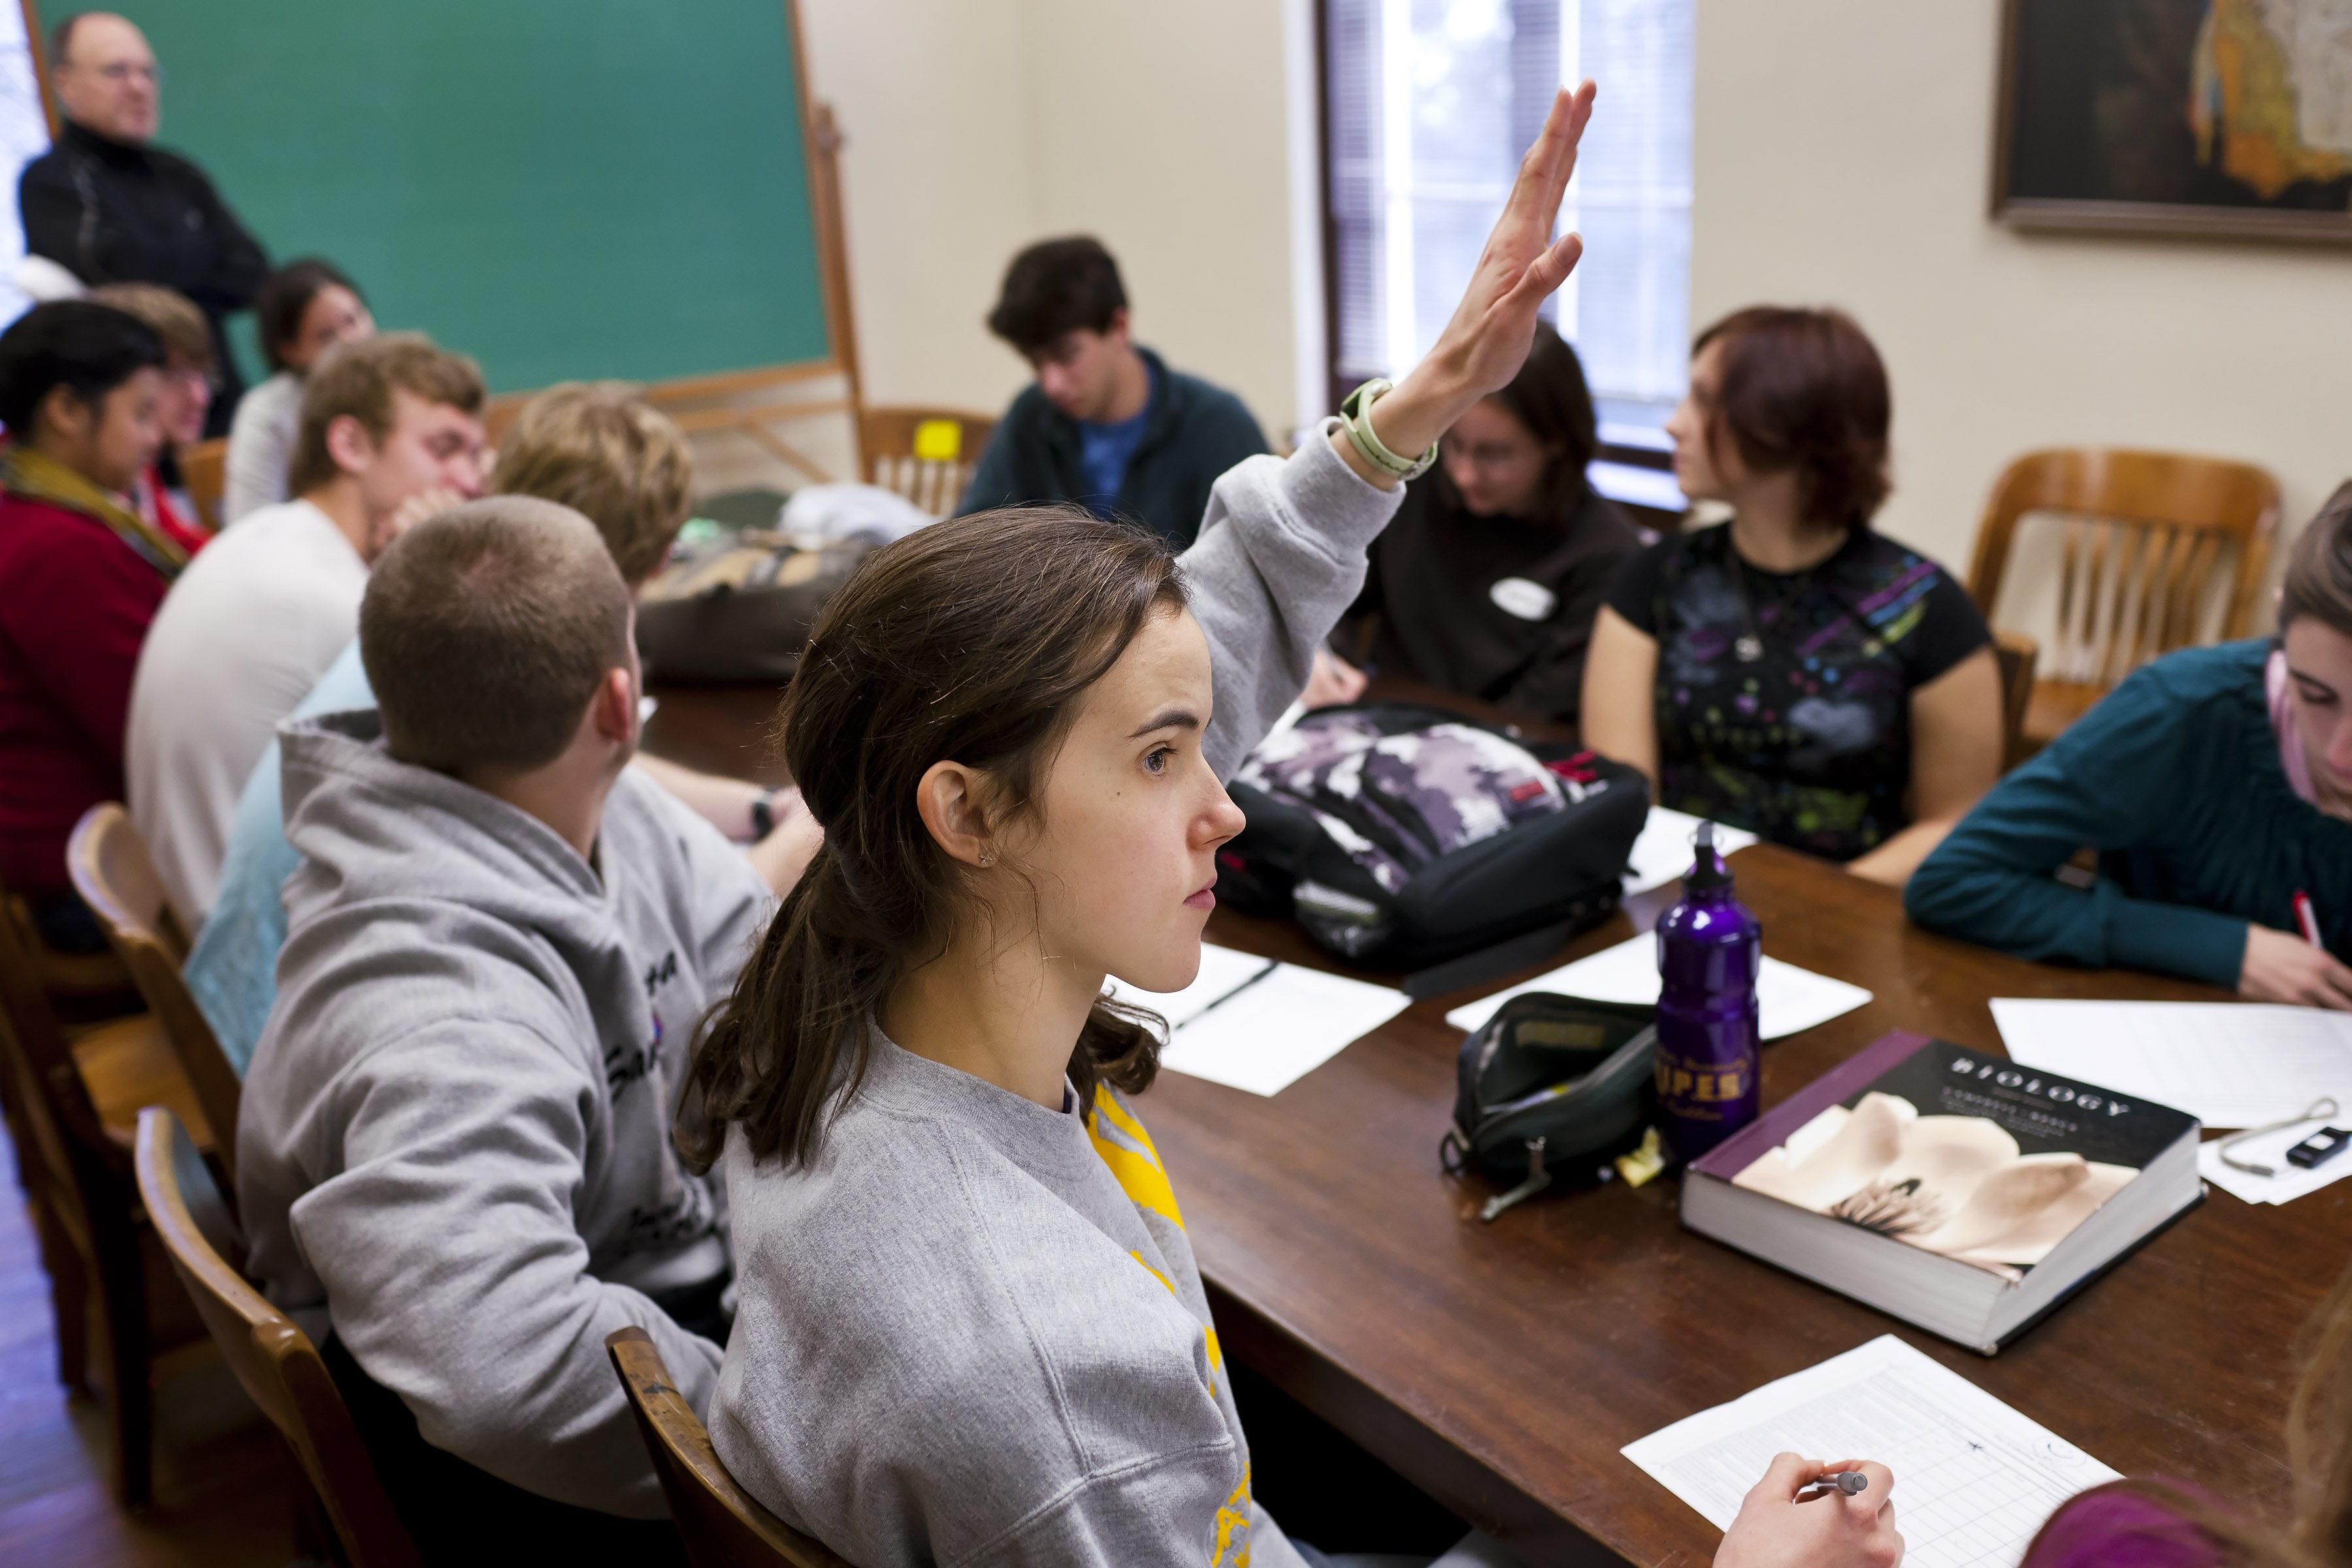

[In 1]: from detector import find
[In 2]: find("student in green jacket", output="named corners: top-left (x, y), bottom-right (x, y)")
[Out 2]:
top-left (958, 236), bottom-right (1267, 551)
top-left (1905, 484), bottom-right (2352, 1007)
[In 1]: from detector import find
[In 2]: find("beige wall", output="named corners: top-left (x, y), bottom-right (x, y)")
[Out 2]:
top-left (797, 0), bottom-right (1303, 444)
top-left (795, 0), bottom-right (2352, 608)
top-left (1691, 0), bottom-right (2352, 628)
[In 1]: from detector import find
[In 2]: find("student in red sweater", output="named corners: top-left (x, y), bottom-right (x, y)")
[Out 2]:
top-left (0, 300), bottom-right (176, 951)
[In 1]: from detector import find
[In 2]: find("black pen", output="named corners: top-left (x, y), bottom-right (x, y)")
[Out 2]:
top-left (1800, 1471), bottom-right (1869, 1499)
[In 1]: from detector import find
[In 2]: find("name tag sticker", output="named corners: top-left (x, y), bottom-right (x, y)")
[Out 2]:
top-left (1489, 576), bottom-right (1556, 621)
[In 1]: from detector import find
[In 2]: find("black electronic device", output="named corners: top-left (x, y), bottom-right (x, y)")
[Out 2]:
top-left (2286, 1126), bottom-right (2352, 1171)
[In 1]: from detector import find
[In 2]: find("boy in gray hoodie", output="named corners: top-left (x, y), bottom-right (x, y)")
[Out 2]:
top-left (237, 497), bottom-right (771, 1560)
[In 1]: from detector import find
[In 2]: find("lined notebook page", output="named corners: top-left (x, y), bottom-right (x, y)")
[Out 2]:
top-left (1624, 1335), bottom-right (2119, 1567)
top-left (1993, 998), bottom-right (2352, 1128)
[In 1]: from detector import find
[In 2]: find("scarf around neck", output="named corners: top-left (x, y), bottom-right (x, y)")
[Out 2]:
top-left (1, 443), bottom-right (188, 578)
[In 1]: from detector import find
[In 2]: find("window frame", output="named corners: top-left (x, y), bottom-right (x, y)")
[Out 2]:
top-left (1311, 0), bottom-right (1685, 531)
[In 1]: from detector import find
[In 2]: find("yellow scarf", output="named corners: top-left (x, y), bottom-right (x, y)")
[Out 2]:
top-left (0, 444), bottom-right (188, 578)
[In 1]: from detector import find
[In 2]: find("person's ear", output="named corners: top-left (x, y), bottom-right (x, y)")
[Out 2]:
top-left (323, 412), bottom-right (375, 478)
top-left (36, 384), bottom-right (91, 447)
top-left (588, 666), bottom-right (636, 750)
top-left (1104, 308), bottom-right (1132, 346)
top-left (913, 760), bottom-right (1000, 869)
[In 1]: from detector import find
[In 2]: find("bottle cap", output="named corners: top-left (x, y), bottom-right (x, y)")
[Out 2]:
top-left (1684, 820), bottom-right (1732, 892)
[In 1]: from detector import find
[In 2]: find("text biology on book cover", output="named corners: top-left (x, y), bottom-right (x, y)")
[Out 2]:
top-left (1727, 1042), bottom-right (2184, 1282)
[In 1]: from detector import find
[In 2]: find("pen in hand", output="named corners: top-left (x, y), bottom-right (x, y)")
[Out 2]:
top-left (1797, 1471), bottom-right (1869, 1499)
top-left (2295, 890), bottom-right (2325, 950)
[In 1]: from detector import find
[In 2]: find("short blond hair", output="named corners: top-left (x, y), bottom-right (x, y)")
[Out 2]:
top-left (492, 382), bottom-right (693, 585)
top-left (289, 333), bottom-right (485, 497)
top-left (86, 283), bottom-right (212, 369)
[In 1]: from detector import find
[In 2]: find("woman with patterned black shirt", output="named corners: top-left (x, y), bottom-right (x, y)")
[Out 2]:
top-left (1581, 306), bottom-right (2002, 885)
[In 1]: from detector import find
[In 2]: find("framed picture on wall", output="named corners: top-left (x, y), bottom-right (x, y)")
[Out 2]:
top-left (1995, 0), bottom-right (2352, 244)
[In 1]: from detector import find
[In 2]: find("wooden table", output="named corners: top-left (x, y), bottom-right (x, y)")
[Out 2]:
top-left (644, 679), bottom-right (2335, 1567)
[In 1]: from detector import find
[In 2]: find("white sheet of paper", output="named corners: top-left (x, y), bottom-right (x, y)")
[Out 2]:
top-left (1991, 998), bottom-right (2352, 1129)
top-left (1624, 808), bottom-right (1760, 894)
top-left (1622, 1334), bottom-right (2119, 1565)
top-left (2197, 1122), bottom-right (2352, 1206)
top-left (1444, 933), bottom-right (1871, 1041)
top-left (1159, 964), bottom-right (1409, 1097)
top-left (1104, 943), bottom-right (1275, 1030)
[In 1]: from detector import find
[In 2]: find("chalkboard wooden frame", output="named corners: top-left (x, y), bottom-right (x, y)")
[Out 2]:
top-left (22, 0), bottom-right (868, 472)
top-left (1991, 0), bottom-right (2352, 246)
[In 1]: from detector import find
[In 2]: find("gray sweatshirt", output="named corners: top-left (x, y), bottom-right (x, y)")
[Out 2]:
top-left (710, 433), bottom-right (1400, 1567)
top-left (236, 710), bottom-right (774, 1516)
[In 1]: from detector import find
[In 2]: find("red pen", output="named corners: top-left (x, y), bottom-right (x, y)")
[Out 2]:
top-left (2295, 890), bottom-right (2324, 949)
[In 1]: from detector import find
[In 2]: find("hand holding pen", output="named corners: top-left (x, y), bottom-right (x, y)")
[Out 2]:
top-left (1715, 1453), bottom-right (1901, 1568)
top-left (2239, 892), bottom-right (2352, 1011)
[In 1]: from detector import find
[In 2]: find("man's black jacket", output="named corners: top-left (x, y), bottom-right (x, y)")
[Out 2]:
top-left (20, 120), bottom-right (269, 433)
top-left (956, 346), bottom-right (1267, 550)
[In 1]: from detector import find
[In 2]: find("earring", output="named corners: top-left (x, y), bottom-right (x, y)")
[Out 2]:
top-left (977, 849), bottom-right (996, 868)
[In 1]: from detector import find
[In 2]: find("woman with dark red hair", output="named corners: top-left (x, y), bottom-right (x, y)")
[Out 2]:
top-left (1582, 306), bottom-right (2002, 884)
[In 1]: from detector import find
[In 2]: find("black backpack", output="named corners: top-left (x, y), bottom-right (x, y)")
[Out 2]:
top-left (1218, 703), bottom-right (1648, 972)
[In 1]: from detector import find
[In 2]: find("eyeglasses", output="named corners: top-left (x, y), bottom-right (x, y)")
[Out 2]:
top-left (76, 61), bottom-right (162, 86)
top-left (1441, 439), bottom-right (1539, 472)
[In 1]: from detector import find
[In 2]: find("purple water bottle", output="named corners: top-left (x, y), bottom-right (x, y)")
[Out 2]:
top-left (1654, 821), bottom-right (1761, 1160)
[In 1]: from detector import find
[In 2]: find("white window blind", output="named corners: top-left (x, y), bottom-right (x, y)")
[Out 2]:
top-left (1327, 0), bottom-right (1693, 439)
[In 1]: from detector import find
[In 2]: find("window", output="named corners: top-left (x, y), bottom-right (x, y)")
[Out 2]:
top-left (1324, 0), bottom-right (1693, 461)
top-left (0, 3), bottom-right (47, 329)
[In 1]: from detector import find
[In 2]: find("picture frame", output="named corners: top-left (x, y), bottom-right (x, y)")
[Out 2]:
top-left (1993, 0), bottom-right (2352, 245)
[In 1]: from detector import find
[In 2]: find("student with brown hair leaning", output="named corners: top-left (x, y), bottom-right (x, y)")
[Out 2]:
top-left (1581, 306), bottom-right (2002, 884)
top-left (237, 497), bottom-right (772, 1565)
top-left (1906, 483), bottom-right (2352, 1006)
top-left (125, 332), bottom-right (487, 930)
top-left (185, 382), bottom-right (819, 1074)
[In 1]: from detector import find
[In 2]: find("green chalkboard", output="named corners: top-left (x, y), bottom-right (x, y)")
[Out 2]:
top-left (101, 0), bottom-right (830, 393)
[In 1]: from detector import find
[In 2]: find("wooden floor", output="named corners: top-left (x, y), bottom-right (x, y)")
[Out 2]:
top-left (0, 1123), bottom-right (296, 1567)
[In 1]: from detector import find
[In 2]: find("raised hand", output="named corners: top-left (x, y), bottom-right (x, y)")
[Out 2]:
top-left (1329, 79), bottom-right (1598, 489)
top-left (1424, 78), bottom-right (1597, 400)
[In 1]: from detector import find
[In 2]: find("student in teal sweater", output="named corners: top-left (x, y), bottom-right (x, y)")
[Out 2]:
top-left (1906, 487), bottom-right (2352, 1008)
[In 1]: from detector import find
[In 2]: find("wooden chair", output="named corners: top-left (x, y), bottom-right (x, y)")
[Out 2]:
top-left (606, 1327), bottom-right (853, 1568)
top-left (0, 866), bottom-right (210, 1507)
top-left (1966, 449), bottom-right (2280, 751)
top-left (69, 804), bottom-right (244, 1181)
top-left (135, 1106), bottom-right (424, 1567)
top-left (1991, 630), bottom-right (2040, 774)
top-left (857, 406), bottom-right (997, 519)
top-left (179, 436), bottom-right (228, 531)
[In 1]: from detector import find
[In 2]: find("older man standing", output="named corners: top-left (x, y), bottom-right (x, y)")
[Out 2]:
top-left (19, 12), bottom-right (267, 434)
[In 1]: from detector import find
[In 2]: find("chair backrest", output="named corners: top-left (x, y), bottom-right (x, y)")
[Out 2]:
top-left (1966, 448), bottom-right (2281, 692)
top-left (68, 804), bottom-right (243, 1180)
top-left (606, 1328), bottom-right (853, 1568)
top-left (857, 406), bottom-right (998, 519)
top-left (135, 1106), bottom-right (424, 1568)
top-left (180, 437), bottom-right (228, 531)
top-left (0, 865), bottom-right (114, 1224)
top-left (1990, 630), bottom-right (2040, 773)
